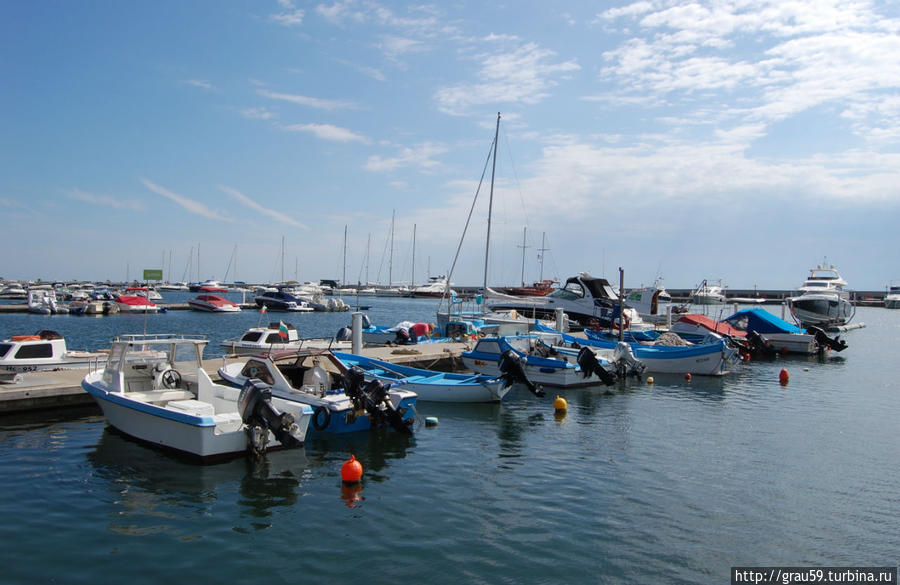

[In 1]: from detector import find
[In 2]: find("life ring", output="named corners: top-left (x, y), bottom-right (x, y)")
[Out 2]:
top-left (612, 316), bottom-right (631, 330)
top-left (11, 335), bottom-right (40, 341)
top-left (312, 405), bottom-right (331, 431)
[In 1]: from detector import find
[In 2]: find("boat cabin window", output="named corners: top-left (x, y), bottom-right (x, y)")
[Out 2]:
top-left (240, 332), bottom-right (263, 343)
top-left (240, 359), bottom-right (274, 385)
top-left (548, 281), bottom-right (585, 301)
top-left (14, 343), bottom-right (53, 359)
top-left (264, 333), bottom-right (283, 344)
top-left (0, 343), bottom-right (12, 358)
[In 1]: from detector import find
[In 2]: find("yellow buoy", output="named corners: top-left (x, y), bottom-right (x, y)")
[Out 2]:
top-left (646, 376), bottom-right (654, 384)
top-left (553, 395), bottom-right (567, 412)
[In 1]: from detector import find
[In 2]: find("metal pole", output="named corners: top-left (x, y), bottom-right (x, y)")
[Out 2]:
top-left (618, 267), bottom-right (625, 343)
top-left (351, 312), bottom-right (363, 354)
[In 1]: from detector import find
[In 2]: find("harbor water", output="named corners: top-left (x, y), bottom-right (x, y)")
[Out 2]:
top-left (0, 296), bottom-right (898, 584)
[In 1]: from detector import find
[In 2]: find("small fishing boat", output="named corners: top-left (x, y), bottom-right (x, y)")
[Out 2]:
top-left (187, 294), bottom-right (241, 313)
top-left (0, 330), bottom-right (107, 373)
top-left (461, 334), bottom-right (642, 388)
top-left (81, 334), bottom-right (313, 461)
top-left (671, 308), bottom-right (847, 356)
top-left (220, 322), bottom-right (351, 355)
top-left (218, 349), bottom-right (417, 435)
top-left (332, 351), bottom-right (540, 402)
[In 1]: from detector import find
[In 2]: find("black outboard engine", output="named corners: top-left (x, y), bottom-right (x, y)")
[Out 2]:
top-left (394, 328), bottom-right (410, 345)
top-left (576, 346), bottom-right (616, 386)
top-left (806, 325), bottom-right (848, 353)
top-left (745, 330), bottom-right (777, 357)
top-left (335, 326), bottom-right (352, 341)
top-left (238, 378), bottom-right (305, 457)
top-left (343, 367), bottom-right (413, 435)
top-left (497, 350), bottom-right (544, 397)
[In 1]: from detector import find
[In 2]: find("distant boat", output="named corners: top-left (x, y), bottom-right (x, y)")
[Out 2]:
top-left (410, 275), bottom-right (454, 298)
top-left (786, 262), bottom-right (855, 327)
top-left (0, 283), bottom-right (27, 299)
top-left (0, 330), bottom-right (107, 372)
top-left (885, 282), bottom-right (900, 309)
top-left (690, 279), bottom-right (726, 304)
top-left (220, 322), bottom-right (351, 355)
top-left (115, 291), bottom-right (159, 313)
top-left (254, 289), bottom-right (314, 312)
top-left (187, 294), bottom-right (241, 313)
top-left (158, 282), bottom-right (190, 292)
top-left (497, 279), bottom-right (557, 297)
top-left (193, 280), bottom-right (228, 293)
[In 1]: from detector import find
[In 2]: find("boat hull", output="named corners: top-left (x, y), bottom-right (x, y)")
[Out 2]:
top-left (787, 294), bottom-right (853, 327)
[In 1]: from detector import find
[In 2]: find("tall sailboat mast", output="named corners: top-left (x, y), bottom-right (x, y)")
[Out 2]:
top-left (411, 223), bottom-right (416, 289)
top-left (518, 226), bottom-right (530, 287)
top-left (538, 232), bottom-right (549, 281)
top-left (482, 112), bottom-right (500, 294)
top-left (342, 225), bottom-right (348, 286)
top-left (389, 209), bottom-right (395, 288)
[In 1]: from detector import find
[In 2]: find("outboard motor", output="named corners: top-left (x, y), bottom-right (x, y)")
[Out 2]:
top-left (497, 350), bottom-right (544, 397)
top-left (576, 346), bottom-right (616, 386)
top-left (394, 328), bottom-right (410, 345)
top-left (807, 326), bottom-right (848, 353)
top-left (343, 367), bottom-right (413, 434)
top-left (335, 326), bottom-right (352, 342)
top-left (238, 378), bottom-right (305, 457)
top-left (612, 342), bottom-right (646, 379)
top-left (746, 330), bottom-right (777, 357)
top-left (361, 313), bottom-right (372, 329)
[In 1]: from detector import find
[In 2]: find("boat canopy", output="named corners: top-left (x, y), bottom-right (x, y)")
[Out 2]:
top-left (722, 308), bottom-right (802, 334)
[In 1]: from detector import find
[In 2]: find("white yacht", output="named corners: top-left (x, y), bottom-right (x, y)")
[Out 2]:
top-left (787, 262), bottom-right (855, 327)
top-left (884, 282), bottom-right (900, 309)
top-left (410, 275), bottom-right (454, 298)
top-left (690, 279), bottom-right (726, 304)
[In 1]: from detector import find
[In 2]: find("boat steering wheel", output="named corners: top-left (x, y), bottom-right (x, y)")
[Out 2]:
top-left (160, 369), bottom-right (182, 389)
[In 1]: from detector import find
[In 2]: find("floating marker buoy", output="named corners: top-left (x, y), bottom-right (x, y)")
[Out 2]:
top-left (553, 395), bottom-right (567, 412)
top-left (742, 353), bottom-right (751, 362)
top-left (684, 373), bottom-right (692, 382)
top-left (341, 454), bottom-right (363, 483)
top-left (779, 368), bottom-right (790, 385)
top-left (425, 416), bottom-right (439, 427)
top-left (646, 376), bottom-right (654, 385)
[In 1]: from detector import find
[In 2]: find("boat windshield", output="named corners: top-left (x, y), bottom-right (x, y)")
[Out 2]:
top-left (547, 281), bottom-right (585, 300)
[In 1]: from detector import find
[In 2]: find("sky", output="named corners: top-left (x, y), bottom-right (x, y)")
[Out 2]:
top-left (2, 0), bottom-right (899, 291)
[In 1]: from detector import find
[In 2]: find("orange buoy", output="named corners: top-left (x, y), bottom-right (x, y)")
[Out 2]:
top-left (779, 368), bottom-right (790, 385)
top-left (341, 454), bottom-right (363, 483)
top-left (742, 352), bottom-right (751, 362)
top-left (553, 395), bottom-right (567, 412)
top-left (684, 373), bottom-right (692, 382)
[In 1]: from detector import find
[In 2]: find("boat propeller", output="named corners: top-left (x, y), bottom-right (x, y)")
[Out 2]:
top-left (575, 346), bottom-right (616, 386)
top-left (344, 367), bottom-right (413, 435)
top-left (238, 378), bottom-right (305, 457)
top-left (497, 350), bottom-right (544, 397)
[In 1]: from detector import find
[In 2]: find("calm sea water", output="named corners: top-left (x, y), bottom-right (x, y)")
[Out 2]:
top-left (0, 297), bottom-right (898, 584)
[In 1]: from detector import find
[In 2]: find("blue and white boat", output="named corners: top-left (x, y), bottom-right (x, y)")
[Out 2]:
top-left (541, 324), bottom-right (738, 376)
top-left (332, 351), bottom-right (539, 402)
top-left (218, 348), bottom-right (417, 435)
top-left (461, 334), bottom-right (638, 388)
top-left (81, 334), bottom-right (312, 461)
top-left (254, 288), bottom-right (314, 312)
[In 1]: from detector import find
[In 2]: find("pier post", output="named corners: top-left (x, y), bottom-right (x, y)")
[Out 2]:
top-left (555, 307), bottom-right (567, 333)
top-left (351, 311), bottom-right (363, 354)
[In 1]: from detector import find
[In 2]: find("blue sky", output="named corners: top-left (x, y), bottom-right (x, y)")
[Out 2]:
top-left (2, 0), bottom-right (899, 291)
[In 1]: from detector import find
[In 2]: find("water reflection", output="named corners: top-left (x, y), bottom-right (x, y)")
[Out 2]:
top-left (87, 428), bottom-right (311, 531)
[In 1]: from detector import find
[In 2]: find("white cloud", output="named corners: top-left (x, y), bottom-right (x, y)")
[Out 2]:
top-left (218, 185), bottom-right (308, 229)
top-left (240, 107), bottom-right (276, 120)
top-left (140, 178), bottom-right (234, 222)
top-left (435, 43), bottom-right (580, 115)
top-left (257, 89), bottom-right (355, 110)
top-left (183, 79), bottom-right (215, 90)
top-left (271, 0), bottom-right (304, 26)
top-left (282, 123), bottom-right (370, 143)
top-left (365, 142), bottom-right (448, 172)
top-left (65, 188), bottom-right (145, 211)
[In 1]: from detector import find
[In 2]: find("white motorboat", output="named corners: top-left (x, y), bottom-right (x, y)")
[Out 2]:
top-left (0, 330), bottom-right (107, 373)
top-left (187, 294), bottom-right (241, 313)
top-left (690, 279), bottom-right (726, 304)
top-left (625, 277), bottom-right (676, 324)
top-left (885, 282), bottom-right (900, 309)
top-left (115, 292), bottom-right (160, 313)
top-left (217, 349), bottom-right (417, 435)
top-left (158, 282), bottom-right (190, 292)
top-left (410, 275), bottom-right (454, 298)
top-left (786, 262), bottom-right (855, 327)
top-left (221, 322), bottom-right (351, 355)
top-left (27, 289), bottom-right (67, 314)
top-left (487, 272), bottom-right (644, 330)
top-left (81, 334), bottom-right (312, 460)
top-left (0, 283), bottom-right (27, 299)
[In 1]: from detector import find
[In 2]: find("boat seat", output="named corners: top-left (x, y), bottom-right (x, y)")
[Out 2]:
top-left (124, 389), bottom-right (195, 404)
top-left (211, 412), bottom-right (244, 433)
top-left (167, 399), bottom-right (215, 417)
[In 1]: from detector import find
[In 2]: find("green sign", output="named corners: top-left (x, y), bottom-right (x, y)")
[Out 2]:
top-left (143, 269), bottom-right (163, 281)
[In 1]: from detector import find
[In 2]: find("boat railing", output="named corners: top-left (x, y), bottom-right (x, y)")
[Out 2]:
top-left (113, 334), bottom-right (208, 344)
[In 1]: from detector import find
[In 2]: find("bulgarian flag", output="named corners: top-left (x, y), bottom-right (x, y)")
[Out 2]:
top-left (278, 321), bottom-right (289, 339)
top-left (259, 304), bottom-right (267, 314)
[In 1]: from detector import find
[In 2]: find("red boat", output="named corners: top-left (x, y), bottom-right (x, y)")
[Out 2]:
top-left (187, 294), bottom-right (241, 312)
top-left (497, 279), bottom-right (557, 297)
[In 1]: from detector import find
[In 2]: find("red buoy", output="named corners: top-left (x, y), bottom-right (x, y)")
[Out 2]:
top-left (779, 368), bottom-right (790, 385)
top-left (742, 352), bottom-right (751, 363)
top-left (341, 454), bottom-right (363, 483)
top-left (684, 373), bottom-right (692, 382)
